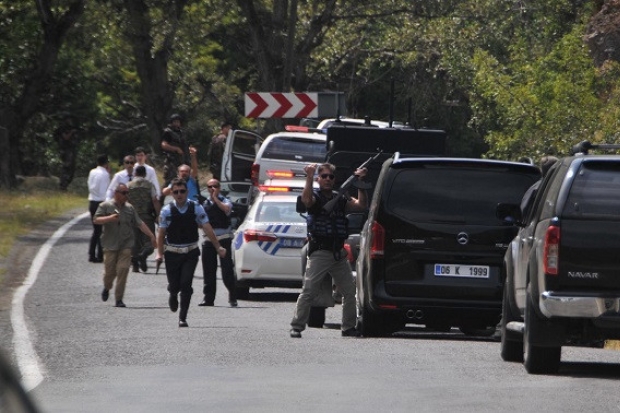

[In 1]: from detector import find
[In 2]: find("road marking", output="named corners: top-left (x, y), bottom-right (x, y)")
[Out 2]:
top-left (11, 212), bottom-right (89, 391)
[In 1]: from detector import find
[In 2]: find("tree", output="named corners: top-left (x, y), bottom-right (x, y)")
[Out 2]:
top-left (0, 0), bottom-right (85, 187)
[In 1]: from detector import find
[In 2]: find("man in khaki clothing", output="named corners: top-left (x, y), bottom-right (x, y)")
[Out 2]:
top-left (128, 165), bottom-right (160, 273)
top-left (94, 183), bottom-right (157, 307)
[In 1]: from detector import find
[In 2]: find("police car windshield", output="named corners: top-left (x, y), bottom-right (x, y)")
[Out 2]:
top-left (256, 202), bottom-right (306, 223)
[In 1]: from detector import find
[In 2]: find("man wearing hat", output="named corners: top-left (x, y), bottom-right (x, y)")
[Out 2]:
top-left (161, 113), bottom-right (190, 194)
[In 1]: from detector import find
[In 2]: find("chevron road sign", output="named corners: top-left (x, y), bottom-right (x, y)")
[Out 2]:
top-left (244, 92), bottom-right (319, 118)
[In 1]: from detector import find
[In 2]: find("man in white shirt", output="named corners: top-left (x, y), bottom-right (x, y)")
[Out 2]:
top-left (134, 146), bottom-right (162, 198)
top-left (106, 155), bottom-right (135, 200)
top-left (88, 154), bottom-right (110, 263)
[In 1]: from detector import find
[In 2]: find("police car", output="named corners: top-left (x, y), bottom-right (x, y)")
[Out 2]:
top-left (232, 180), bottom-right (317, 298)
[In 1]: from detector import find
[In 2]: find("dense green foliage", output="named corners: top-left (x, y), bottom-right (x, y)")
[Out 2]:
top-left (1, 0), bottom-right (618, 182)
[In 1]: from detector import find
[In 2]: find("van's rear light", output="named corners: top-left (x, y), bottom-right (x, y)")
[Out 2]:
top-left (243, 229), bottom-right (277, 243)
top-left (370, 221), bottom-right (385, 259)
top-left (266, 170), bottom-right (295, 179)
top-left (543, 225), bottom-right (560, 275)
top-left (251, 164), bottom-right (260, 186)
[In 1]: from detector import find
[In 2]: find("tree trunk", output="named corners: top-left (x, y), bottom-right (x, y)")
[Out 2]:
top-left (122, 0), bottom-right (189, 153)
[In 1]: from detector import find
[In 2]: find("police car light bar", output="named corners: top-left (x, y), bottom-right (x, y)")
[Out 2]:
top-left (284, 125), bottom-right (324, 133)
top-left (266, 170), bottom-right (295, 179)
top-left (259, 185), bottom-right (291, 192)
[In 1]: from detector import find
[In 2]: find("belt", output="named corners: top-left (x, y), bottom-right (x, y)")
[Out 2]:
top-left (202, 233), bottom-right (232, 242)
top-left (164, 244), bottom-right (199, 254)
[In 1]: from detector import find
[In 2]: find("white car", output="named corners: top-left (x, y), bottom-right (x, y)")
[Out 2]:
top-left (250, 131), bottom-right (327, 186)
top-left (232, 187), bottom-right (309, 298)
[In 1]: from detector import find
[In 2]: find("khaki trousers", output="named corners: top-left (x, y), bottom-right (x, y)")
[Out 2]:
top-left (291, 249), bottom-right (356, 332)
top-left (103, 248), bottom-right (132, 301)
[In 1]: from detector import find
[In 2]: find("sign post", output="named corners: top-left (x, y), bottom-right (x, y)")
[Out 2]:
top-left (244, 92), bottom-right (345, 118)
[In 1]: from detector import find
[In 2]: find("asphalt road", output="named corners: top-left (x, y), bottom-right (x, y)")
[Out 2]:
top-left (1, 212), bottom-right (620, 413)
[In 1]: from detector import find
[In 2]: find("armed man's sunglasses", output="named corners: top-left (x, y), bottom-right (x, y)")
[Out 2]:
top-left (172, 189), bottom-right (187, 195)
top-left (320, 174), bottom-right (335, 180)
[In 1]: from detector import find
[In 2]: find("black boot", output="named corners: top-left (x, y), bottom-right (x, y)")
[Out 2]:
top-left (131, 258), bottom-right (139, 273)
top-left (179, 293), bottom-right (191, 325)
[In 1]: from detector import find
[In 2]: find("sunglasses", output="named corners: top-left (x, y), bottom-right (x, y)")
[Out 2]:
top-left (320, 174), bottom-right (335, 180)
top-left (124, 161), bottom-right (135, 164)
top-left (116, 190), bottom-right (129, 195)
top-left (172, 189), bottom-right (187, 195)
top-left (207, 185), bottom-right (220, 189)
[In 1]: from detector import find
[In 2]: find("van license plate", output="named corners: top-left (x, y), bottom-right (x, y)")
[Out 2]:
top-left (434, 264), bottom-right (490, 279)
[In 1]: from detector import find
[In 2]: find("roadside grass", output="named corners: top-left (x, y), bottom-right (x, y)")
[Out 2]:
top-left (0, 177), bottom-right (85, 279)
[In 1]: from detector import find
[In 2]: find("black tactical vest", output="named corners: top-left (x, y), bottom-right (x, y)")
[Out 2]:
top-left (165, 201), bottom-right (199, 244)
top-left (307, 190), bottom-right (348, 241)
top-left (204, 196), bottom-right (231, 229)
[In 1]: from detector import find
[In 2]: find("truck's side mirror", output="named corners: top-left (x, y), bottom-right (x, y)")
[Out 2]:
top-left (496, 203), bottom-right (522, 226)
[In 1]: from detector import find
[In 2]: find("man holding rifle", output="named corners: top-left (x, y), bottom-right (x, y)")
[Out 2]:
top-left (290, 162), bottom-right (368, 338)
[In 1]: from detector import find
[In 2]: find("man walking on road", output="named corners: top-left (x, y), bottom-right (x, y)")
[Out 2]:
top-left (87, 154), bottom-right (110, 263)
top-left (156, 178), bottom-right (226, 327)
top-left (290, 162), bottom-right (367, 338)
top-left (199, 178), bottom-right (237, 307)
top-left (94, 183), bottom-right (157, 308)
top-left (128, 165), bottom-right (160, 273)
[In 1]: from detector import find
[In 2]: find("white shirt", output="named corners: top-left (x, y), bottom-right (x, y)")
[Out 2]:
top-left (88, 166), bottom-right (110, 202)
top-left (137, 162), bottom-right (162, 197)
top-left (106, 169), bottom-right (133, 200)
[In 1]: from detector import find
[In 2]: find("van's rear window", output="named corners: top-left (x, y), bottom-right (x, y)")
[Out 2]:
top-left (263, 137), bottom-right (326, 162)
top-left (386, 167), bottom-right (537, 225)
top-left (563, 162), bottom-right (620, 219)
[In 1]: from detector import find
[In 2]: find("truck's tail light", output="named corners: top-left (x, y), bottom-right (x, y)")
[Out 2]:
top-left (243, 229), bottom-right (277, 243)
top-left (251, 164), bottom-right (260, 186)
top-left (343, 242), bottom-right (354, 263)
top-left (370, 221), bottom-right (385, 259)
top-left (543, 225), bottom-right (560, 275)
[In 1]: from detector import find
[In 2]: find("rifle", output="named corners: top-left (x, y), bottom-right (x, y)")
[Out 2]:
top-left (322, 150), bottom-right (383, 214)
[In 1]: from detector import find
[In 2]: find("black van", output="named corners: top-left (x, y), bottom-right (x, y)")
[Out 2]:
top-left (356, 155), bottom-right (541, 337)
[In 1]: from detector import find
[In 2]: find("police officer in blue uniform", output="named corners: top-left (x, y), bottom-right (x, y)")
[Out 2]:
top-left (156, 178), bottom-right (226, 327)
top-left (290, 162), bottom-right (367, 338)
top-left (199, 178), bottom-right (238, 307)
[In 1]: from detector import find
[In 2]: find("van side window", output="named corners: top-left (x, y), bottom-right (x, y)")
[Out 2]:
top-left (539, 163), bottom-right (568, 220)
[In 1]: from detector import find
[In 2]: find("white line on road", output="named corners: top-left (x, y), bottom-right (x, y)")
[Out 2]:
top-left (11, 212), bottom-right (90, 391)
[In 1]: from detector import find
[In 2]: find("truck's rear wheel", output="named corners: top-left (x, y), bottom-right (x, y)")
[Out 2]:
top-left (523, 293), bottom-right (561, 374)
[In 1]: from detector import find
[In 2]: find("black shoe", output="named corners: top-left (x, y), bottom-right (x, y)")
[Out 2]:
top-left (229, 300), bottom-right (238, 307)
top-left (342, 328), bottom-right (360, 337)
top-left (290, 329), bottom-right (302, 338)
top-left (179, 319), bottom-right (188, 327)
top-left (101, 288), bottom-right (109, 302)
top-left (132, 263), bottom-right (140, 273)
top-left (115, 300), bottom-right (126, 308)
top-left (169, 294), bottom-right (178, 312)
top-left (94, 257), bottom-right (103, 263)
top-left (140, 257), bottom-right (148, 272)
top-left (198, 298), bottom-right (214, 307)
top-left (89, 256), bottom-right (96, 263)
